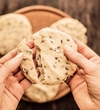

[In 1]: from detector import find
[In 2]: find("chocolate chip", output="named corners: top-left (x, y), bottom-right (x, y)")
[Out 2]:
top-left (39, 54), bottom-right (41, 58)
top-left (65, 67), bottom-right (69, 70)
top-left (57, 78), bottom-right (60, 80)
top-left (50, 40), bottom-right (53, 43)
top-left (66, 61), bottom-right (69, 64)
top-left (55, 57), bottom-right (58, 60)
top-left (41, 40), bottom-right (45, 43)
top-left (50, 48), bottom-right (53, 50)
top-left (49, 36), bottom-right (52, 39)
top-left (65, 72), bottom-right (68, 75)
top-left (38, 64), bottom-right (42, 67)
top-left (60, 82), bottom-right (63, 84)
top-left (23, 58), bottom-right (27, 61)
top-left (37, 57), bottom-right (39, 60)
top-left (53, 65), bottom-right (56, 68)
top-left (26, 50), bottom-right (32, 54)
top-left (44, 65), bottom-right (46, 68)
top-left (48, 76), bottom-right (50, 79)
top-left (57, 46), bottom-right (60, 49)
top-left (66, 39), bottom-right (70, 41)
top-left (61, 39), bottom-right (63, 44)
top-left (23, 68), bottom-right (28, 74)
top-left (58, 59), bottom-right (60, 62)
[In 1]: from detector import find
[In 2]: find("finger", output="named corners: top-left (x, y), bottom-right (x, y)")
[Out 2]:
top-left (0, 53), bottom-right (23, 83)
top-left (12, 67), bottom-right (20, 75)
top-left (71, 81), bottom-right (94, 110)
top-left (20, 78), bottom-right (31, 91)
top-left (5, 76), bottom-right (24, 101)
top-left (0, 83), bottom-right (5, 107)
top-left (0, 40), bottom-right (34, 63)
top-left (90, 56), bottom-right (100, 64)
top-left (26, 40), bottom-right (34, 49)
top-left (64, 45), bottom-right (98, 74)
top-left (72, 37), bottom-right (97, 59)
top-left (14, 71), bottom-right (25, 81)
top-left (77, 69), bottom-right (85, 76)
top-left (0, 49), bottom-right (17, 64)
top-left (68, 73), bottom-right (85, 91)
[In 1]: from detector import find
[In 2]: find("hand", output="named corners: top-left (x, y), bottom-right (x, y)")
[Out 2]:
top-left (0, 41), bottom-right (34, 110)
top-left (64, 38), bottom-right (100, 110)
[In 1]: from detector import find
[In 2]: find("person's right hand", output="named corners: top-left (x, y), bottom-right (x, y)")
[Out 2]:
top-left (64, 37), bottom-right (100, 110)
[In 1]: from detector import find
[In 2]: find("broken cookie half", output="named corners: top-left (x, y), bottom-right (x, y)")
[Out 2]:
top-left (17, 28), bottom-right (77, 85)
top-left (17, 39), bottom-right (38, 83)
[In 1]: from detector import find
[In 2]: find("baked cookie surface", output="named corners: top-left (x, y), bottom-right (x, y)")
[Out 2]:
top-left (17, 28), bottom-right (77, 85)
top-left (32, 28), bottom-right (77, 85)
top-left (50, 18), bottom-right (87, 44)
top-left (0, 13), bottom-right (32, 56)
top-left (24, 83), bottom-right (59, 103)
top-left (17, 39), bottom-right (38, 84)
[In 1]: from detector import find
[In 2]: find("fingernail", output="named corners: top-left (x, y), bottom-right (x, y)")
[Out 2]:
top-left (65, 45), bottom-right (73, 52)
top-left (15, 53), bottom-right (23, 59)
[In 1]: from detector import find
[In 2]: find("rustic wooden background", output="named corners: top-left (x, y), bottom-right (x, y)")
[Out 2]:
top-left (0, 0), bottom-right (100, 110)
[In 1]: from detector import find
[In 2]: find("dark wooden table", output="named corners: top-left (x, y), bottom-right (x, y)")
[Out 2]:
top-left (0, 0), bottom-right (100, 110)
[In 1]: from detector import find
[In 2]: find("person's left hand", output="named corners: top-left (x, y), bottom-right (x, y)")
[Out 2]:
top-left (0, 41), bottom-right (33, 110)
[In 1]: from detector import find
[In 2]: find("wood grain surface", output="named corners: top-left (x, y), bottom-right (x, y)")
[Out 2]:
top-left (0, 0), bottom-right (100, 110)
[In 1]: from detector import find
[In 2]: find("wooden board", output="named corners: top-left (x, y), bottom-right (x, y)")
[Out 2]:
top-left (15, 5), bottom-right (70, 103)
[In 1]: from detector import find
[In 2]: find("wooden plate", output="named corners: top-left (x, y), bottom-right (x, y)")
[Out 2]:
top-left (15, 5), bottom-right (70, 33)
top-left (14, 5), bottom-right (70, 103)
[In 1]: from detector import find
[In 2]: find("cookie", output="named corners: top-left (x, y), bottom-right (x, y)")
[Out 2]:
top-left (0, 13), bottom-right (32, 56)
top-left (24, 83), bottom-right (59, 103)
top-left (32, 28), bottom-right (77, 85)
top-left (50, 18), bottom-right (87, 44)
top-left (17, 39), bottom-right (38, 84)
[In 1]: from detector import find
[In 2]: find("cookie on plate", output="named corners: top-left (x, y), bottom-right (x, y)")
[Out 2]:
top-left (50, 18), bottom-right (87, 44)
top-left (0, 13), bottom-right (32, 56)
top-left (24, 83), bottom-right (59, 103)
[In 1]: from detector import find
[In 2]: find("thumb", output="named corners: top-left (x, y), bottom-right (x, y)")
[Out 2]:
top-left (64, 45), bottom-right (97, 75)
top-left (4, 53), bottom-right (23, 71)
top-left (0, 53), bottom-right (23, 83)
